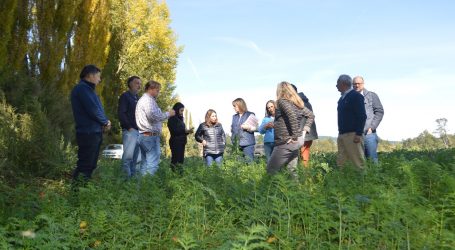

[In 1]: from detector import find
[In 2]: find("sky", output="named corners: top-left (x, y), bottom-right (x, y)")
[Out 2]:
top-left (166, 0), bottom-right (455, 141)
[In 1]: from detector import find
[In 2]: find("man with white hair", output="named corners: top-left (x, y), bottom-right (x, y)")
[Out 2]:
top-left (353, 76), bottom-right (384, 164)
top-left (336, 74), bottom-right (367, 168)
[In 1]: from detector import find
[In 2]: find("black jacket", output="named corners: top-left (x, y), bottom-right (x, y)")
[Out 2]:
top-left (195, 123), bottom-right (226, 156)
top-left (118, 91), bottom-right (139, 130)
top-left (298, 92), bottom-right (318, 141)
top-left (168, 102), bottom-right (187, 144)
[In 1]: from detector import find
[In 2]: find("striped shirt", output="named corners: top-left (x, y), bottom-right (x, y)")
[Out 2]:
top-left (135, 93), bottom-right (169, 134)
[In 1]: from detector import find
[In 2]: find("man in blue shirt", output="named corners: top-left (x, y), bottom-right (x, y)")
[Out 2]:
top-left (336, 74), bottom-right (367, 169)
top-left (118, 76), bottom-right (142, 178)
top-left (71, 65), bottom-right (111, 181)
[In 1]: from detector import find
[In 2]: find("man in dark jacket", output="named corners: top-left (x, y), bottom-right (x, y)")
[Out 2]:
top-left (71, 64), bottom-right (111, 181)
top-left (353, 76), bottom-right (384, 164)
top-left (336, 74), bottom-right (367, 169)
top-left (118, 76), bottom-right (142, 178)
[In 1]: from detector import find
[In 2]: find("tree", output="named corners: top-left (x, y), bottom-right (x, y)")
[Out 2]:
top-left (103, 0), bottom-right (182, 140)
top-left (402, 130), bottom-right (443, 150)
top-left (0, 0), bottom-right (181, 180)
top-left (434, 118), bottom-right (450, 148)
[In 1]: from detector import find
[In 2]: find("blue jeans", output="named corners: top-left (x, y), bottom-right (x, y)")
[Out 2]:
top-left (264, 142), bottom-right (274, 162)
top-left (138, 135), bottom-right (161, 176)
top-left (205, 153), bottom-right (223, 167)
top-left (364, 132), bottom-right (379, 164)
top-left (240, 145), bottom-right (255, 162)
top-left (122, 129), bottom-right (140, 177)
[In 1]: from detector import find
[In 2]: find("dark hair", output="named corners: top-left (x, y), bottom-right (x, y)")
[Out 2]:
top-left (127, 76), bottom-right (140, 88)
top-left (79, 64), bottom-right (101, 79)
top-left (265, 100), bottom-right (276, 117)
top-left (144, 80), bottom-right (161, 91)
top-left (337, 74), bottom-right (352, 87)
top-left (291, 84), bottom-right (298, 92)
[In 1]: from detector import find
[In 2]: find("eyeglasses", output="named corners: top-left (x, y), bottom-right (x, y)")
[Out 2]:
top-left (267, 106), bottom-right (274, 109)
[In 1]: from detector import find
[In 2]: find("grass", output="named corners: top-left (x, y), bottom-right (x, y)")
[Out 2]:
top-left (1, 149), bottom-right (454, 249)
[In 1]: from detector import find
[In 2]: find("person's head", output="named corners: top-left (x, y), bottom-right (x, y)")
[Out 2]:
top-left (205, 109), bottom-right (218, 126)
top-left (353, 76), bottom-right (365, 92)
top-left (276, 81), bottom-right (304, 108)
top-left (232, 98), bottom-right (247, 114)
top-left (265, 100), bottom-right (276, 117)
top-left (144, 80), bottom-right (161, 97)
top-left (336, 74), bottom-right (352, 93)
top-left (172, 102), bottom-right (185, 117)
top-left (127, 76), bottom-right (142, 94)
top-left (80, 64), bottom-right (101, 85)
top-left (291, 84), bottom-right (298, 92)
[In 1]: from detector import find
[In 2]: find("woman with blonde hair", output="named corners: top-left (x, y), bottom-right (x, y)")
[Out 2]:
top-left (267, 82), bottom-right (315, 177)
top-left (231, 98), bottom-right (257, 162)
top-left (195, 109), bottom-right (226, 166)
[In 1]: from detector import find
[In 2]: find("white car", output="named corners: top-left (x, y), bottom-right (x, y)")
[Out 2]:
top-left (101, 144), bottom-right (142, 163)
top-left (102, 144), bottom-right (123, 159)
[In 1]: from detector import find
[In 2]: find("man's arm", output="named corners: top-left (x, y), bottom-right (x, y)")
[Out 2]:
top-left (370, 92), bottom-right (384, 130)
top-left (301, 106), bottom-right (315, 133)
top-left (146, 98), bottom-right (168, 123)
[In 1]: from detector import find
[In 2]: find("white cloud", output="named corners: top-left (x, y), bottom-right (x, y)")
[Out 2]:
top-left (187, 57), bottom-right (202, 84)
top-left (212, 36), bottom-right (274, 61)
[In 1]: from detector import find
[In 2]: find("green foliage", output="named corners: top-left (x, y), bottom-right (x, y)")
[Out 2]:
top-left (0, 0), bottom-right (181, 181)
top-left (0, 98), bottom-right (76, 181)
top-left (0, 149), bottom-right (454, 248)
top-left (402, 130), bottom-right (446, 150)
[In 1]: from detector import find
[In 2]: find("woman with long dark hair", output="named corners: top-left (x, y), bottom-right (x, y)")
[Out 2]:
top-left (258, 100), bottom-right (276, 162)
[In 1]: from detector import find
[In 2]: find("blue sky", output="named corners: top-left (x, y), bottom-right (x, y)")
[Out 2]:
top-left (166, 0), bottom-right (455, 141)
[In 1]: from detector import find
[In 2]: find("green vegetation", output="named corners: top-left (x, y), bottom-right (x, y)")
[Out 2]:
top-left (1, 1), bottom-right (455, 249)
top-left (1, 149), bottom-right (454, 249)
top-left (0, 0), bottom-right (180, 181)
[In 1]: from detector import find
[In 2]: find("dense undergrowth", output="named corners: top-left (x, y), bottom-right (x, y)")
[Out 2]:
top-left (1, 149), bottom-right (454, 249)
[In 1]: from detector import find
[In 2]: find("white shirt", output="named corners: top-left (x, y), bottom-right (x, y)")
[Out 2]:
top-left (135, 93), bottom-right (169, 133)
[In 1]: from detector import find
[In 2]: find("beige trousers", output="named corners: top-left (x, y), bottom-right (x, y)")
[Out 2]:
top-left (337, 132), bottom-right (365, 168)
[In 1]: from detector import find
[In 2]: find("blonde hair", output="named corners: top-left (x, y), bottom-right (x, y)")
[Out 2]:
top-left (232, 98), bottom-right (248, 113)
top-left (145, 80), bottom-right (161, 91)
top-left (205, 109), bottom-right (218, 127)
top-left (276, 81), bottom-right (304, 108)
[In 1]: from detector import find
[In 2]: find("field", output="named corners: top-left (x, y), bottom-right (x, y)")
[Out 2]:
top-left (1, 149), bottom-right (454, 249)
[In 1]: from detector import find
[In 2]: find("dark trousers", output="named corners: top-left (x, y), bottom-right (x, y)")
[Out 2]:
top-left (169, 139), bottom-right (186, 171)
top-left (74, 132), bottom-right (103, 180)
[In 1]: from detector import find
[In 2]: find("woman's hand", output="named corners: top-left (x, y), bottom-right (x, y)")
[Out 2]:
top-left (265, 122), bottom-right (274, 129)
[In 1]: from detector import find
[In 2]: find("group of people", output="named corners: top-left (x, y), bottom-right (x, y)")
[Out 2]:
top-left (70, 64), bottom-right (384, 182)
